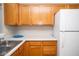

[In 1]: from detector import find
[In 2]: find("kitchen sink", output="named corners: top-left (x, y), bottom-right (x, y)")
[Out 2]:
top-left (0, 40), bottom-right (22, 56)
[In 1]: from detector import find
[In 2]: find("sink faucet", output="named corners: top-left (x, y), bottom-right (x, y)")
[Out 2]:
top-left (0, 33), bottom-right (11, 47)
top-left (0, 33), bottom-right (5, 45)
top-left (0, 37), bottom-right (4, 45)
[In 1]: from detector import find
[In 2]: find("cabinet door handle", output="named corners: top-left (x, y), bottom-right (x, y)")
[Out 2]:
top-left (30, 46), bottom-right (40, 48)
top-left (30, 46), bottom-right (36, 48)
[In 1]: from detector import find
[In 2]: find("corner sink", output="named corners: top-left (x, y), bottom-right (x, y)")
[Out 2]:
top-left (0, 46), bottom-right (12, 56)
top-left (0, 40), bottom-right (22, 56)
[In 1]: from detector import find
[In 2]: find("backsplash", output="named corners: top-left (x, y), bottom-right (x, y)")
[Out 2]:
top-left (4, 26), bottom-right (54, 37)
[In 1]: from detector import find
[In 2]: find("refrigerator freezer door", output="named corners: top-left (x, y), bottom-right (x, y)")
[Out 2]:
top-left (59, 32), bottom-right (79, 56)
top-left (60, 9), bottom-right (79, 31)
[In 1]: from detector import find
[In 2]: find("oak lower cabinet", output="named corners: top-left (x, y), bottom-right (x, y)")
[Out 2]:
top-left (11, 41), bottom-right (57, 56)
top-left (23, 42), bottom-right (29, 56)
top-left (29, 41), bottom-right (42, 56)
top-left (29, 46), bottom-right (42, 56)
top-left (11, 42), bottom-right (26, 56)
top-left (42, 41), bottom-right (57, 56)
top-left (11, 48), bottom-right (19, 56)
top-left (43, 46), bottom-right (57, 56)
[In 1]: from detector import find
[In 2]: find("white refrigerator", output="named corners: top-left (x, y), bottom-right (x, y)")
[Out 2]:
top-left (54, 9), bottom-right (79, 56)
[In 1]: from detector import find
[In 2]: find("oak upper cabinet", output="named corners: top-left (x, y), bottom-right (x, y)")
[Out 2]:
top-left (66, 4), bottom-right (79, 9)
top-left (30, 5), bottom-right (53, 25)
top-left (4, 4), bottom-right (18, 25)
top-left (53, 4), bottom-right (66, 14)
top-left (4, 4), bottom-right (54, 26)
top-left (40, 5), bottom-right (53, 25)
top-left (30, 5), bottom-right (40, 25)
top-left (19, 4), bottom-right (31, 25)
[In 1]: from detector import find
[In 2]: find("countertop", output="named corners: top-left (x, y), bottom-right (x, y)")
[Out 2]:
top-left (4, 36), bottom-right (57, 56)
top-left (5, 35), bottom-right (57, 41)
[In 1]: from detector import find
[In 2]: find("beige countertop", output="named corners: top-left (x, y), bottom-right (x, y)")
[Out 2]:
top-left (5, 35), bottom-right (57, 41)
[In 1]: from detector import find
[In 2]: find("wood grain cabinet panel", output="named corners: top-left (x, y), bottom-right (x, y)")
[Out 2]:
top-left (53, 4), bottom-right (66, 14)
top-left (4, 4), bottom-right (18, 25)
top-left (29, 5), bottom-right (54, 25)
top-left (29, 41), bottom-right (42, 56)
top-left (18, 42), bottom-right (25, 56)
top-left (42, 41), bottom-right (57, 46)
top-left (4, 4), bottom-right (56, 26)
top-left (19, 4), bottom-right (31, 25)
top-left (43, 46), bottom-right (57, 56)
top-left (11, 42), bottom-right (25, 56)
top-left (29, 46), bottom-right (42, 56)
top-left (11, 48), bottom-right (20, 56)
top-left (23, 42), bottom-right (29, 56)
top-left (30, 5), bottom-right (40, 25)
top-left (66, 4), bottom-right (79, 9)
top-left (40, 5), bottom-right (53, 25)
top-left (4, 4), bottom-right (68, 26)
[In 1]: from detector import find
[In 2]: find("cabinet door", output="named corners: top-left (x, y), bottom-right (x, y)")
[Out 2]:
top-left (11, 48), bottom-right (20, 56)
top-left (18, 43), bottom-right (24, 56)
top-left (30, 5), bottom-right (40, 25)
top-left (43, 46), bottom-right (57, 56)
top-left (4, 4), bottom-right (18, 25)
top-left (67, 4), bottom-right (79, 9)
top-left (11, 43), bottom-right (25, 56)
top-left (40, 5), bottom-right (53, 25)
top-left (23, 42), bottom-right (29, 56)
top-left (29, 46), bottom-right (42, 56)
top-left (19, 4), bottom-right (31, 25)
top-left (53, 4), bottom-right (66, 14)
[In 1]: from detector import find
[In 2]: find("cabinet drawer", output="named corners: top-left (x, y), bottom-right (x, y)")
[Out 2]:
top-left (29, 41), bottom-right (41, 46)
top-left (43, 46), bottom-right (57, 56)
top-left (29, 46), bottom-right (42, 56)
top-left (42, 41), bottom-right (57, 46)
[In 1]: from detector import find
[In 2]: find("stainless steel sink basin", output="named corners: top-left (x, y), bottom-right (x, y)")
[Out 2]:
top-left (0, 40), bottom-right (22, 56)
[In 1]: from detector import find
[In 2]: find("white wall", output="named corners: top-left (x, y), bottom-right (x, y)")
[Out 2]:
top-left (4, 26), bottom-right (54, 37)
